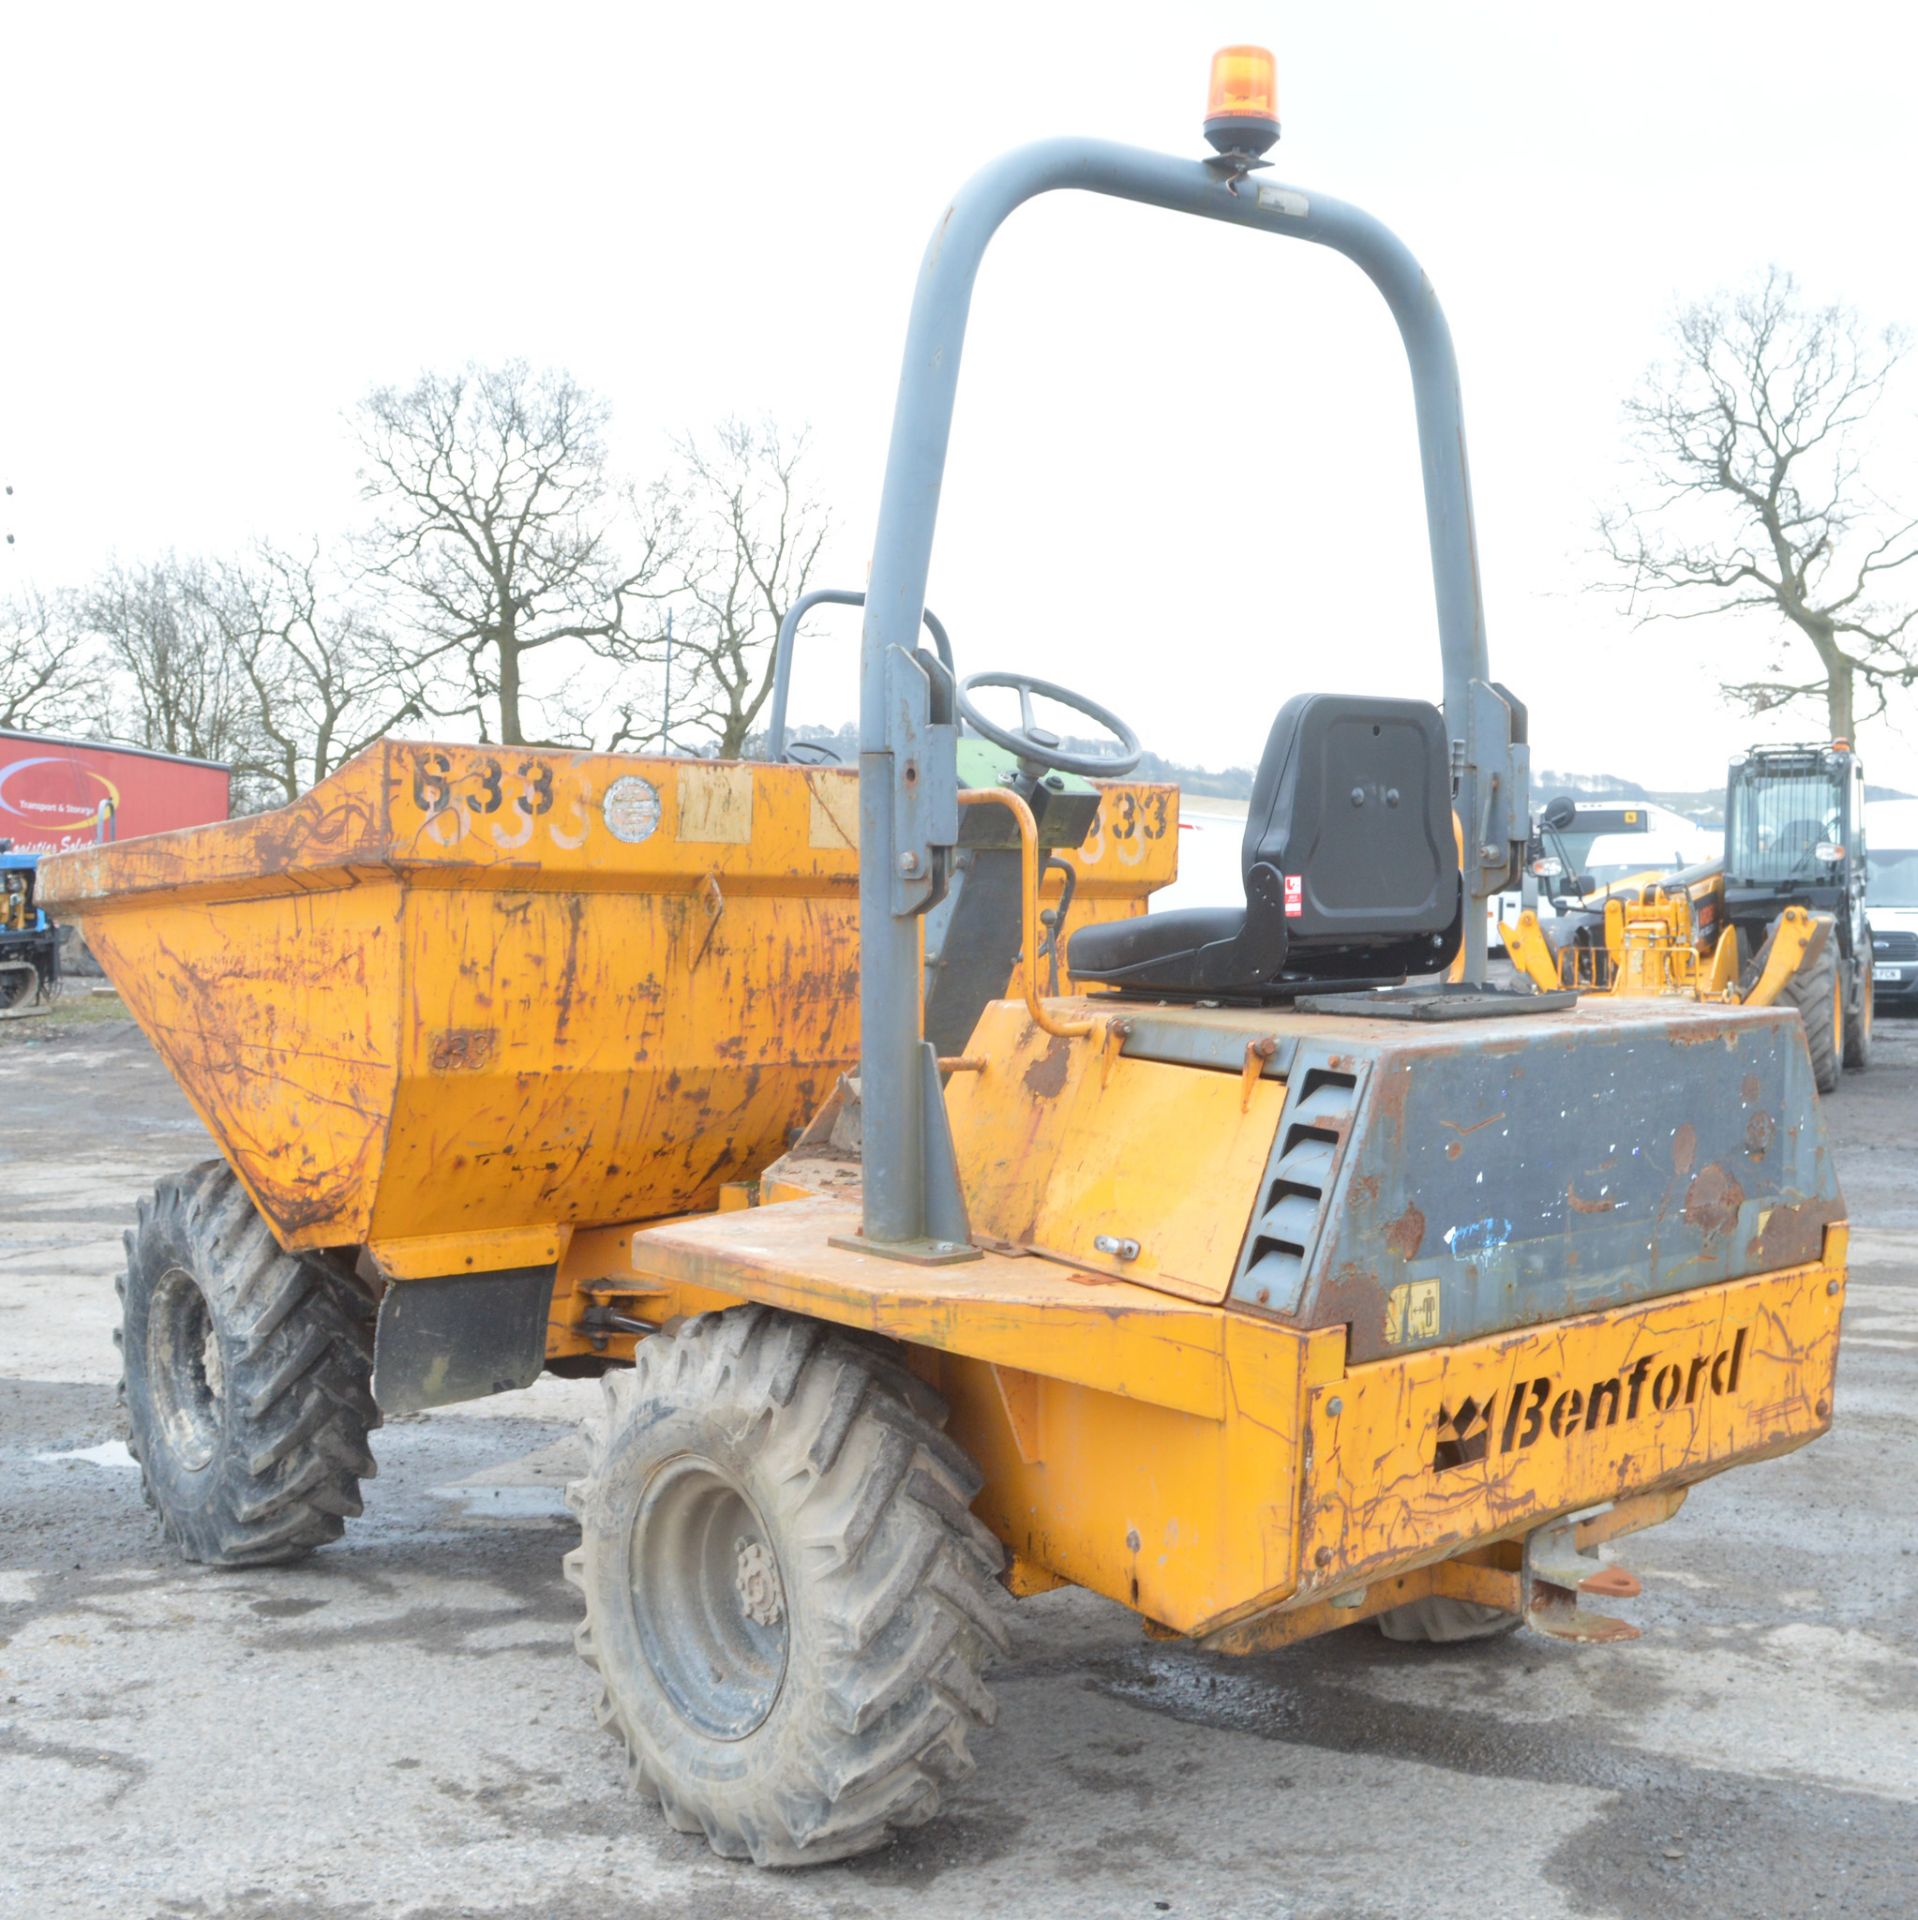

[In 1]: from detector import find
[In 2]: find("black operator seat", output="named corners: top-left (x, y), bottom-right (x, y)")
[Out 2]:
top-left (1066, 693), bottom-right (1462, 1001)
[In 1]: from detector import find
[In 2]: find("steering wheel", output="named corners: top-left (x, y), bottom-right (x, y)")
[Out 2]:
top-left (780, 738), bottom-right (844, 767)
top-left (956, 672), bottom-right (1143, 778)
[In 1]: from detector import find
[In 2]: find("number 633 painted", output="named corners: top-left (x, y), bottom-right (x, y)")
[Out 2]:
top-left (408, 752), bottom-right (593, 851)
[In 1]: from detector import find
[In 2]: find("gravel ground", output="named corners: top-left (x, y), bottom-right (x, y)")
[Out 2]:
top-left (2, 999), bottom-right (1913, 1920)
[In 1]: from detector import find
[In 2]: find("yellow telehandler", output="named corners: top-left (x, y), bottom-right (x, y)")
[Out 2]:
top-left (1502, 741), bottom-right (1876, 1091)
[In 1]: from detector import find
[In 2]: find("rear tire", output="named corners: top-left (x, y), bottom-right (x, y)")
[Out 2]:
top-left (1375, 1597), bottom-right (1521, 1643)
top-left (1843, 958), bottom-right (1873, 1071)
top-left (1781, 940), bottom-right (1843, 1095)
top-left (565, 1306), bottom-right (1008, 1866)
top-left (0, 962), bottom-right (37, 1011)
top-left (118, 1161), bottom-right (380, 1567)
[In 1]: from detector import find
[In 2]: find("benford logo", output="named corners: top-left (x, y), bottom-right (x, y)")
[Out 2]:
top-left (1433, 1327), bottom-right (1748, 1473)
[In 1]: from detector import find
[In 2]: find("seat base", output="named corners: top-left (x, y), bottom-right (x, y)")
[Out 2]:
top-left (1089, 973), bottom-right (1409, 1008)
top-left (1069, 864), bottom-right (1461, 1002)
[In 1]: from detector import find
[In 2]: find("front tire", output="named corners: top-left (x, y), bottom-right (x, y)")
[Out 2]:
top-left (565, 1306), bottom-right (1007, 1866)
top-left (1843, 958), bottom-right (1873, 1071)
top-left (118, 1162), bottom-right (379, 1567)
top-left (1781, 939), bottom-right (1843, 1095)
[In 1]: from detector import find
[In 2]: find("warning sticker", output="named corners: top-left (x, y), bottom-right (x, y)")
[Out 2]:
top-left (1257, 185), bottom-right (1311, 219)
top-left (1283, 874), bottom-right (1304, 919)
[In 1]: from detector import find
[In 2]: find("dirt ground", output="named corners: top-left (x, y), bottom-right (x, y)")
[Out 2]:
top-left (2, 998), bottom-right (1914, 1920)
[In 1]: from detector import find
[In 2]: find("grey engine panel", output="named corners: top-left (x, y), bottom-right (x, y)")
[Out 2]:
top-left (1225, 1003), bottom-right (1840, 1362)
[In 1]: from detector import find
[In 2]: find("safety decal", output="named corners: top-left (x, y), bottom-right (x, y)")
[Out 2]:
top-left (603, 775), bottom-right (663, 845)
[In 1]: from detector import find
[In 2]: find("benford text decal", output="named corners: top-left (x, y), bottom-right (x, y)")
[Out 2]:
top-left (1433, 1328), bottom-right (1748, 1473)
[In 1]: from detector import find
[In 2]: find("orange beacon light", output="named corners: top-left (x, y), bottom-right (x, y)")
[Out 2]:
top-left (1204, 45), bottom-right (1280, 157)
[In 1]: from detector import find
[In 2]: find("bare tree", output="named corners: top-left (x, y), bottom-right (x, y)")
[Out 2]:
top-left (0, 587), bottom-right (94, 733)
top-left (1599, 268), bottom-right (1918, 741)
top-left (354, 362), bottom-right (670, 747)
top-left (621, 418), bottom-right (829, 758)
top-left (198, 545), bottom-right (419, 804)
top-left (81, 558), bottom-right (270, 784)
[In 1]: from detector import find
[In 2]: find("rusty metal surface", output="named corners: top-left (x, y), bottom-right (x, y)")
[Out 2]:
top-left (82, 884), bottom-right (405, 1244)
top-left (41, 740), bottom-right (1171, 1258)
top-left (622, 1178), bottom-right (1841, 1640)
top-left (1294, 1257), bottom-right (1842, 1603)
top-left (1288, 998), bottom-right (1841, 1362)
top-left (942, 1000), bottom-right (1286, 1302)
top-left (995, 993), bottom-right (1841, 1364)
top-left (1200, 1554), bottom-right (1521, 1655)
top-left (627, 1193), bottom-right (1232, 1418)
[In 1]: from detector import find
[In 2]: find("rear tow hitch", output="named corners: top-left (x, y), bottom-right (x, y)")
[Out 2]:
top-left (1523, 1510), bottom-right (1645, 1643)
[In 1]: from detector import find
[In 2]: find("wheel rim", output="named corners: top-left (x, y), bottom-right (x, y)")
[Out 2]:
top-left (146, 1265), bottom-right (224, 1472)
top-left (1832, 966), bottom-right (1844, 1058)
top-left (629, 1453), bottom-right (788, 1740)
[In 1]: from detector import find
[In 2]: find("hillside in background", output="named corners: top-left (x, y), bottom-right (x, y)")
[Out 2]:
top-left (786, 728), bottom-right (1914, 822)
top-left (1531, 767), bottom-right (1915, 830)
top-left (1532, 769), bottom-right (1726, 829)
top-left (1129, 749), bottom-right (1255, 799)
top-left (1153, 759), bottom-right (1915, 825)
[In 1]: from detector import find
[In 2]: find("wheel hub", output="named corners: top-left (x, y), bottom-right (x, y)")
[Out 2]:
top-left (734, 1537), bottom-right (784, 1627)
top-left (146, 1265), bottom-right (223, 1473)
top-left (201, 1317), bottom-right (224, 1402)
top-left (628, 1454), bottom-right (789, 1740)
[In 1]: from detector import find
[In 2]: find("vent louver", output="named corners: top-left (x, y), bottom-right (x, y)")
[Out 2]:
top-left (1234, 1064), bottom-right (1359, 1315)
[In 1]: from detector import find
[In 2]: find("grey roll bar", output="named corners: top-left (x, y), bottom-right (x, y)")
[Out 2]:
top-left (764, 589), bottom-right (954, 762)
top-left (854, 136), bottom-right (1526, 1251)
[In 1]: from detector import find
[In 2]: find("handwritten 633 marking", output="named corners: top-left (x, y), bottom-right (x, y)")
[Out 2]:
top-left (409, 752), bottom-right (591, 851)
top-left (1081, 788), bottom-right (1172, 868)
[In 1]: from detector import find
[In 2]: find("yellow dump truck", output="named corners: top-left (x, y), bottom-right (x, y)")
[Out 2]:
top-left (43, 49), bottom-right (1847, 1870)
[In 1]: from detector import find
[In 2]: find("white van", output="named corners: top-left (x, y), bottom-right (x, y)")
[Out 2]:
top-left (1866, 797), bottom-right (1918, 1009)
top-left (1557, 821), bottom-right (1722, 896)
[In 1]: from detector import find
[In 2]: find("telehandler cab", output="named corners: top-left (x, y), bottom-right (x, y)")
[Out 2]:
top-left (42, 46), bottom-right (1847, 1869)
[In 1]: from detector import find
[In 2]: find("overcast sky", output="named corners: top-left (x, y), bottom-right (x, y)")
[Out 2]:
top-left (5, 2), bottom-right (1917, 793)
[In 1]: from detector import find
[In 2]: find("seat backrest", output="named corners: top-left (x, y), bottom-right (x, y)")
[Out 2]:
top-left (1242, 693), bottom-right (1456, 943)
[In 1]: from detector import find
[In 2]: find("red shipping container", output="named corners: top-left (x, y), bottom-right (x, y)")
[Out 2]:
top-left (0, 730), bottom-right (231, 853)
